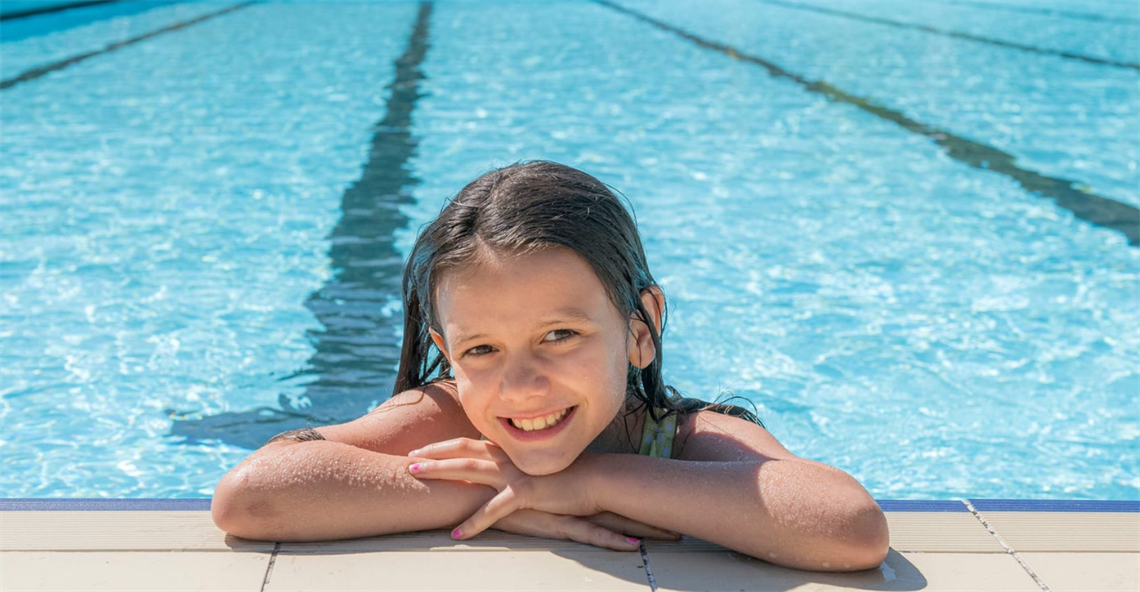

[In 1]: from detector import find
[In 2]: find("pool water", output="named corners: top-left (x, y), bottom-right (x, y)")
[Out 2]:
top-left (1, 0), bottom-right (1137, 500)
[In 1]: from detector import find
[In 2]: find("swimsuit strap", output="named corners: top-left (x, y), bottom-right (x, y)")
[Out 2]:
top-left (638, 408), bottom-right (677, 459)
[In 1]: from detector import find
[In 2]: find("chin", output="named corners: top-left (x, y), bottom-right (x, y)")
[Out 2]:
top-left (510, 452), bottom-right (574, 476)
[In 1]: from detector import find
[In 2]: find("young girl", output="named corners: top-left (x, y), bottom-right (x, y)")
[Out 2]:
top-left (212, 161), bottom-right (889, 572)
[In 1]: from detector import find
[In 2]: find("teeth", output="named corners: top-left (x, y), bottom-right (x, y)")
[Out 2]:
top-left (510, 408), bottom-right (569, 432)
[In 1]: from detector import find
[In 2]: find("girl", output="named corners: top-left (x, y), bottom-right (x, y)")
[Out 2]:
top-left (212, 161), bottom-right (889, 572)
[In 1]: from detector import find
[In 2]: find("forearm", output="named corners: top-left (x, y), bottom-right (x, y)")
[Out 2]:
top-left (585, 454), bottom-right (888, 571)
top-left (212, 441), bottom-right (494, 541)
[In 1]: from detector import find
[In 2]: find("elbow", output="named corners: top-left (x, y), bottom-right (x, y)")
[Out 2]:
top-left (211, 468), bottom-right (279, 541)
top-left (835, 500), bottom-right (890, 571)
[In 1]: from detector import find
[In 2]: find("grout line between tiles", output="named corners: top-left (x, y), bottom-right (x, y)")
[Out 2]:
top-left (963, 500), bottom-right (1050, 592)
top-left (259, 542), bottom-right (280, 592)
top-left (638, 540), bottom-right (658, 591)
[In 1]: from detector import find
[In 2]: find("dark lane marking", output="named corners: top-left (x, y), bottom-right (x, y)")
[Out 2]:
top-left (597, 0), bottom-right (1140, 246)
top-left (759, 0), bottom-right (1140, 71)
top-left (946, 0), bottom-right (1140, 26)
top-left (1, 0), bottom-right (118, 20)
top-left (294, 1), bottom-right (433, 420)
top-left (170, 2), bottom-right (434, 446)
top-left (0, 2), bottom-right (256, 91)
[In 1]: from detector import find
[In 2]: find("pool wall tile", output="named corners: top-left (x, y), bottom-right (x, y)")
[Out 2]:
top-left (979, 511), bottom-right (1140, 552)
top-left (969, 499), bottom-right (1140, 513)
top-left (884, 512), bottom-right (1006, 552)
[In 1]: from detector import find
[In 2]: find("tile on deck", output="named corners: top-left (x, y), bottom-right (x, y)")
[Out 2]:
top-left (0, 509), bottom-right (273, 592)
top-left (645, 549), bottom-right (1043, 592)
top-left (1018, 552), bottom-right (1140, 592)
top-left (270, 531), bottom-right (650, 591)
top-left (1, 551), bottom-right (270, 592)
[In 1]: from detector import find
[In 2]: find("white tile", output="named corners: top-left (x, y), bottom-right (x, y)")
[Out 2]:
top-left (0, 551), bottom-right (269, 592)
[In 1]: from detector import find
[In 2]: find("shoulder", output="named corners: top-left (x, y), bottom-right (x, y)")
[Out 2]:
top-left (316, 380), bottom-right (480, 454)
top-left (674, 409), bottom-right (798, 462)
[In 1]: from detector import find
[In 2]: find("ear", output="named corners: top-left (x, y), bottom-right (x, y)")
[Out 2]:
top-left (429, 328), bottom-right (452, 364)
top-left (628, 286), bottom-right (665, 369)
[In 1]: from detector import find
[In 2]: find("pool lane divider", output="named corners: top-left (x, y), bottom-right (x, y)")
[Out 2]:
top-left (0, 2), bottom-right (256, 91)
top-left (945, 0), bottom-right (1140, 27)
top-left (760, 0), bottom-right (1140, 71)
top-left (0, 0), bottom-right (119, 21)
top-left (596, 0), bottom-right (1140, 247)
top-left (293, 1), bottom-right (433, 418)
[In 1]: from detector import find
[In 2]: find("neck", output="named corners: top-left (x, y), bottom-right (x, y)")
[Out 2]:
top-left (585, 400), bottom-right (644, 454)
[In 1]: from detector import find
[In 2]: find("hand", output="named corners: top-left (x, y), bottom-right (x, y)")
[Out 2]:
top-left (408, 438), bottom-right (671, 549)
top-left (493, 509), bottom-right (680, 551)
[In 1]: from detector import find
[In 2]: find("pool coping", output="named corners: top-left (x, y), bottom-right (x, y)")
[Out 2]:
top-left (2, 499), bottom-right (1138, 591)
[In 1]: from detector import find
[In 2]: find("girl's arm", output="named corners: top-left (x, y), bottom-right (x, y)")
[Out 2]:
top-left (211, 385), bottom-right (492, 541)
top-left (411, 410), bottom-right (889, 572)
top-left (212, 384), bottom-right (675, 547)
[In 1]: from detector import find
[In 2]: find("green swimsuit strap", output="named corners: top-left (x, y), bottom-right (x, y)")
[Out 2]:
top-left (638, 408), bottom-right (677, 459)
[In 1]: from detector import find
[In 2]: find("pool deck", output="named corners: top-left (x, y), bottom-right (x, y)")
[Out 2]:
top-left (1, 500), bottom-right (1137, 591)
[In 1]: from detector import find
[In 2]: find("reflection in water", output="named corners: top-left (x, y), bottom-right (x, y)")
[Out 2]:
top-left (170, 2), bottom-right (434, 448)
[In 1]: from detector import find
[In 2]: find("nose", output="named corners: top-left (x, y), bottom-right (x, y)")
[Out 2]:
top-left (498, 351), bottom-right (551, 402)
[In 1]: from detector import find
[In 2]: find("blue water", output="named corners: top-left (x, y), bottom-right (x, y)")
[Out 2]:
top-left (1, 0), bottom-right (1137, 500)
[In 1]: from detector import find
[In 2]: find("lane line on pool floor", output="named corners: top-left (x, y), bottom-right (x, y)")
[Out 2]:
top-left (293, 1), bottom-right (434, 417)
top-left (0, 0), bottom-right (119, 21)
top-left (944, 0), bottom-right (1140, 26)
top-left (759, 0), bottom-right (1140, 71)
top-left (596, 0), bottom-right (1140, 247)
top-left (0, 2), bottom-right (256, 91)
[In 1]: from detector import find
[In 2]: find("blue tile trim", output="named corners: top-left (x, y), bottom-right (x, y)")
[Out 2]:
top-left (0, 498), bottom-right (211, 511)
top-left (969, 499), bottom-right (1140, 512)
top-left (875, 500), bottom-right (968, 512)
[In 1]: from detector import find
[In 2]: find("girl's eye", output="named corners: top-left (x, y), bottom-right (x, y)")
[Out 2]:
top-left (544, 329), bottom-right (578, 343)
top-left (463, 345), bottom-right (495, 357)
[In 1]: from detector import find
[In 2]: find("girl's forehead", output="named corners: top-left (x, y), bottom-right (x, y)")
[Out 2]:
top-left (434, 247), bottom-right (618, 325)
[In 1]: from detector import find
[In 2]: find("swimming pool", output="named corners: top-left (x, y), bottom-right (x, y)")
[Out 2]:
top-left (1, 0), bottom-right (1137, 501)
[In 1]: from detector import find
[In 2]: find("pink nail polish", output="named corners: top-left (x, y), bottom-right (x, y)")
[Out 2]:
top-left (409, 463), bottom-right (420, 472)
top-left (627, 537), bottom-right (640, 544)
top-left (452, 528), bottom-right (463, 539)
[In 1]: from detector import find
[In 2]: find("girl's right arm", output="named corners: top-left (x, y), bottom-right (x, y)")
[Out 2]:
top-left (211, 383), bottom-right (494, 541)
top-left (211, 384), bottom-right (674, 547)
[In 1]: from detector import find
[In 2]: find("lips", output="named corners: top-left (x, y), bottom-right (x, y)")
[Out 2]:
top-left (508, 407), bottom-right (572, 432)
top-left (500, 406), bottom-right (577, 440)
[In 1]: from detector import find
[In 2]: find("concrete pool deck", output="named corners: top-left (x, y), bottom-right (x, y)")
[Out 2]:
top-left (1, 500), bottom-right (1137, 591)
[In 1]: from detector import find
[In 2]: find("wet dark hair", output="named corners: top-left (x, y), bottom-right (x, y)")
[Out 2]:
top-left (394, 161), bottom-right (761, 429)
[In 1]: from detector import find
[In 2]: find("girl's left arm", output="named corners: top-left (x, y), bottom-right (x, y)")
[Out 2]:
top-left (410, 411), bottom-right (888, 572)
top-left (581, 412), bottom-right (889, 571)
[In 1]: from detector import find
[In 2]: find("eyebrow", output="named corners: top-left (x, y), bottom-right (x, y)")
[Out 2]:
top-left (449, 307), bottom-right (596, 347)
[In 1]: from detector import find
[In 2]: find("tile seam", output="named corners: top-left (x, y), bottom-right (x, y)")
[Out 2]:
top-left (260, 542), bottom-right (280, 592)
top-left (639, 540), bottom-right (658, 591)
top-left (963, 499), bottom-right (1051, 592)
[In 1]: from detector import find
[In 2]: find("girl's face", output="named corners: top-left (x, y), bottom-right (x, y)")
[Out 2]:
top-left (430, 247), bottom-right (655, 476)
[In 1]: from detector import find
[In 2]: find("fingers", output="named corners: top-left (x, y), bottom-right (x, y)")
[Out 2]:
top-left (556, 516), bottom-right (643, 551)
top-left (408, 457), bottom-right (505, 487)
top-left (584, 511), bottom-right (682, 541)
top-left (408, 438), bottom-right (510, 462)
top-left (452, 488), bottom-right (522, 540)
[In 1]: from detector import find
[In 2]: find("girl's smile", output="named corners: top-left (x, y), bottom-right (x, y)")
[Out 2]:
top-left (429, 246), bottom-right (654, 475)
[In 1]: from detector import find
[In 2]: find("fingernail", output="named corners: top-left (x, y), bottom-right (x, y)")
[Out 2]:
top-left (452, 529), bottom-right (463, 539)
top-left (408, 449), bottom-right (421, 457)
top-left (626, 537), bottom-right (640, 544)
top-left (409, 463), bottom-right (420, 472)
